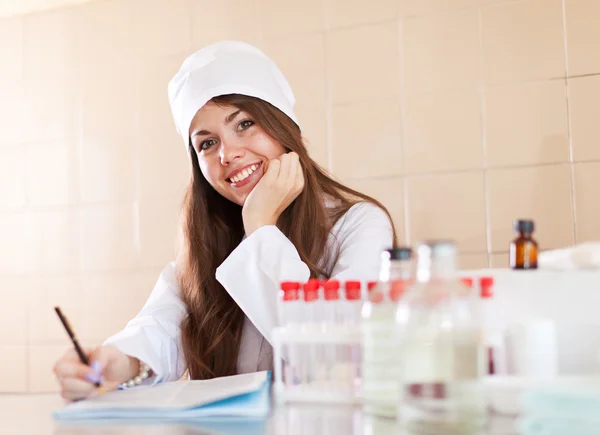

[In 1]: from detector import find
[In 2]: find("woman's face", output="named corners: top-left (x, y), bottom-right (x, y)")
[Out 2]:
top-left (189, 101), bottom-right (286, 206)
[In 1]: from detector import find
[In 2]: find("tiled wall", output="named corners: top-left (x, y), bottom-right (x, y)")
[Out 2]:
top-left (1, 0), bottom-right (599, 392)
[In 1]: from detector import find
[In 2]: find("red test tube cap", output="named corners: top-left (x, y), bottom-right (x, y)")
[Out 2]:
top-left (345, 280), bottom-right (361, 300)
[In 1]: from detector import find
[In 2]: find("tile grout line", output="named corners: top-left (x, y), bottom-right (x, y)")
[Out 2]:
top-left (396, 16), bottom-right (411, 246)
top-left (561, 0), bottom-right (578, 245)
top-left (477, 5), bottom-right (493, 265)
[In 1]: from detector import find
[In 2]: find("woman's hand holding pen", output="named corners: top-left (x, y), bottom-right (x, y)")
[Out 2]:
top-left (242, 151), bottom-right (305, 235)
top-left (53, 345), bottom-right (138, 401)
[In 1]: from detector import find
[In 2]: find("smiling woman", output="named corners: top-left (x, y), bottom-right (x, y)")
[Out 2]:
top-left (52, 40), bottom-right (399, 400)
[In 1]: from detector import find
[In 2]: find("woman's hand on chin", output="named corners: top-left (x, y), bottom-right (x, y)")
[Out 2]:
top-left (241, 152), bottom-right (304, 235)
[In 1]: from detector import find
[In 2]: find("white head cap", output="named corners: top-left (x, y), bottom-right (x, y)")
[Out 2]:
top-left (168, 41), bottom-right (299, 148)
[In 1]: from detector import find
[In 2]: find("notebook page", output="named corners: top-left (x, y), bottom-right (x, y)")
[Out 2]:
top-left (60, 371), bottom-right (268, 412)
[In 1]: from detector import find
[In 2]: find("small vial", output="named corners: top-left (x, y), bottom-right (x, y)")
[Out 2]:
top-left (323, 280), bottom-right (341, 324)
top-left (460, 277), bottom-right (474, 290)
top-left (279, 281), bottom-right (301, 328)
top-left (303, 280), bottom-right (320, 325)
top-left (344, 280), bottom-right (362, 324)
top-left (303, 280), bottom-right (322, 386)
top-left (510, 219), bottom-right (538, 270)
top-left (479, 276), bottom-right (499, 375)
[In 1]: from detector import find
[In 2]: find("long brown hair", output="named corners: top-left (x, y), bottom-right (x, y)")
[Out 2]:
top-left (177, 94), bottom-right (398, 379)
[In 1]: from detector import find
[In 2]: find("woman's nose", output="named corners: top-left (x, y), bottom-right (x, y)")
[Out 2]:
top-left (219, 137), bottom-right (245, 166)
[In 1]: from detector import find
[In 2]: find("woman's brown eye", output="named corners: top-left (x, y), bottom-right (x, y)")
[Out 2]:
top-left (201, 139), bottom-right (217, 150)
top-left (237, 120), bottom-right (254, 131)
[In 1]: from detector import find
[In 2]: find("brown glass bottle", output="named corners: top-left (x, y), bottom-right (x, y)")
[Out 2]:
top-left (509, 219), bottom-right (538, 269)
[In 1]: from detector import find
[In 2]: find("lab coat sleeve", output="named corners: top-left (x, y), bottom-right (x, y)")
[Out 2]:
top-left (103, 261), bottom-right (187, 384)
top-left (215, 202), bottom-right (394, 345)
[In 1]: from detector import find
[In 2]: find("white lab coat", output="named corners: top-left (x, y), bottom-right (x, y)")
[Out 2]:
top-left (104, 201), bottom-right (393, 384)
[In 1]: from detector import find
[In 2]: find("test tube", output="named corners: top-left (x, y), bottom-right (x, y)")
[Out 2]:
top-left (302, 280), bottom-right (321, 387)
top-left (323, 279), bottom-right (341, 324)
top-left (279, 281), bottom-right (301, 328)
top-left (344, 280), bottom-right (362, 324)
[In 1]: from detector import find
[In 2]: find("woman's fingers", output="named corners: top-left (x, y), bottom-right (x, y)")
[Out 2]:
top-left (263, 157), bottom-right (281, 183)
top-left (60, 378), bottom-right (100, 401)
top-left (54, 360), bottom-right (92, 381)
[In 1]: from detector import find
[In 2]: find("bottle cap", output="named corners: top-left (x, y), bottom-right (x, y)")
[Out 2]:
top-left (367, 281), bottom-right (378, 292)
top-left (460, 277), bottom-right (473, 289)
top-left (324, 280), bottom-right (340, 300)
top-left (280, 281), bottom-right (300, 301)
top-left (389, 279), bottom-right (406, 302)
top-left (323, 280), bottom-right (340, 291)
top-left (384, 247), bottom-right (413, 261)
top-left (345, 280), bottom-right (361, 300)
top-left (304, 279), bottom-right (320, 291)
top-left (280, 281), bottom-right (300, 291)
top-left (479, 276), bottom-right (494, 298)
top-left (307, 278), bottom-right (321, 288)
top-left (303, 282), bottom-right (319, 302)
top-left (514, 219), bottom-right (535, 233)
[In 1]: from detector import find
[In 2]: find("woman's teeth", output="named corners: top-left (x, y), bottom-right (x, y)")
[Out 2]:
top-left (230, 164), bottom-right (259, 183)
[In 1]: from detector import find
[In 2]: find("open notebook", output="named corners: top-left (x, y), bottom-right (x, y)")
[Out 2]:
top-left (53, 371), bottom-right (270, 421)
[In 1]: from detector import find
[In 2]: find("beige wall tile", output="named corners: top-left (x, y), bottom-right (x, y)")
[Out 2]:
top-left (79, 204), bottom-right (139, 271)
top-left (573, 162), bottom-right (600, 243)
top-left (328, 22), bottom-right (400, 104)
top-left (485, 81), bottom-right (570, 167)
top-left (0, 79), bottom-right (25, 146)
top-left (331, 99), bottom-right (402, 179)
top-left (258, 0), bottom-right (326, 38)
top-left (139, 135), bottom-right (190, 201)
top-left (80, 273), bottom-right (152, 340)
top-left (0, 146), bottom-right (27, 210)
top-left (263, 33), bottom-right (326, 107)
top-left (26, 140), bottom-right (76, 207)
top-left (399, 0), bottom-right (509, 16)
top-left (136, 53), bottom-right (187, 146)
top-left (481, 0), bottom-right (565, 85)
top-left (80, 137), bottom-right (136, 203)
top-left (191, 0), bottom-right (261, 48)
top-left (565, 0), bottom-right (600, 76)
top-left (490, 252), bottom-right (508, 268)
top-left (406, 172), bottom-right (487, 252)
top-left (460, 252), bottom-right (490, 270)
top-left (327, 0), bottom-right (397, 28)
top-left (22, 10), bottom-right (77, 144)
top-left (76, 0), bottom-right (135, 62)
top-left (0, 18), bottom-right (24, 146)
top-left (296, 105), bottom-right (329, 170)
top-left (0, 278), bottom-right (29, 344)
top-left (487, 165), bottom-right (574, 252)
top-left (131, 0), bottom-right (191, 58)
top-left (0, 346), bottom-right (27, 392)
top-left (80, 61), bottom-right (136, 138)
top-left (139, 199), bottom-right (181, 268)
top-left (344, 177), bottom-right (406, 244)
top-left (29, 345), bottom-right (66, 393)
top-left (29, 276), bottom-right (82, 343)
top-left (402, 8), bottom-right (479, 93)
top-left (22, 74), bottom-right (77, 143)
top-left (23, 8), bottom-right (76, 77)
top-left (0, 17), bottom-right (22, 81)
top-left (27, 210), bottom-right (79, 274)
top-left (404, 90), bottom-right (482, 173)
top-left (0, 213), bottom-right (32, 275)
top-left (568, 75), bottom-right (600, 162)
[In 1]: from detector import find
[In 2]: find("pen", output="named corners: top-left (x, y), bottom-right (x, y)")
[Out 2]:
top-left (54, 306), bottom-right (103, 390)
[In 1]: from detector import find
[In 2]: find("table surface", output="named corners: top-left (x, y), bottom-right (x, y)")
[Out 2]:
top-left (0, 393), bottom-right (519, 435)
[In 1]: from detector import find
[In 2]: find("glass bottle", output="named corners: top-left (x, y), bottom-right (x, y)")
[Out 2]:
top-left (395, 240), bottom-right (487, 434)
top-left (361, 247), bottom-right (414, 418)
top-left (509, 219), bottom-right (538, 270)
